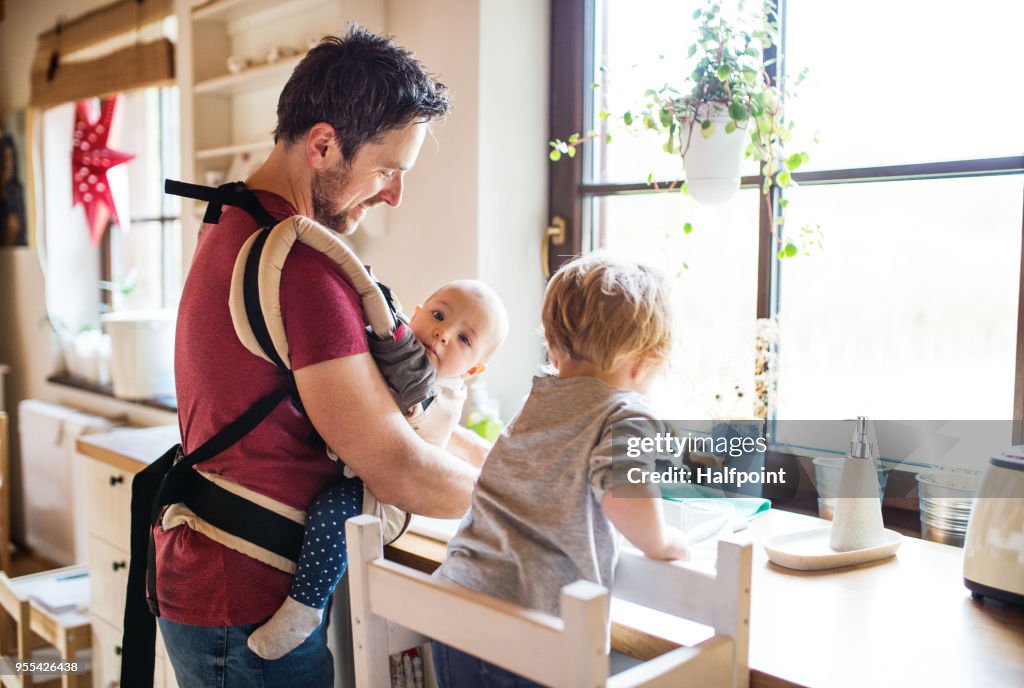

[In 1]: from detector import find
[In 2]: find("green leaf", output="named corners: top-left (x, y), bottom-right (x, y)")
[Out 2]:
top-left (683, 222), bottom-right (693, 234)
top-left (725, 121), bottom-right (737, 134)
top-left (659, 109), bottom-right (672, 128)
top-left (779, 198), bottom-right (789, 208)
top-left (549, 150), bottom-right (561, 162)
top-left (605, 133), bottom-right (613, 144)
top-left (692, 8), bottom-right (701, 19)
top-left (700, 120), bottom-right (715, 139)
top-left (646, 172), bottom-right (654, 185)
top-left (680, 182), bottom-right (689, 196)
top-left (591, 82), bottom-right (600, 89)
top-left (784, 242), bottom-right (798, 257)
top-left (688, 44), bottom-right (698, 58)
top-left (623, 111), bottom-right (633, 126)
top-left (644, 89), bottom-right (657, 97)
top-left (785, 153), bottom-right (803, 170)
top-left (729, 101), bottom-right (747, 121)
top-left (586, 129), bottom-right (597, 137)
top-left (568, 133), bottom-right (579, 143)
top-left (716, 65), bottom-right (731, 81)
top-left (567, 147), bottom-right (576, 158)
top-left (777, 170), bottom-right (792, 186)
top-left (599, 109), bottom-right (610, 121)
top-left (801, 152), bottom-right (811, 164)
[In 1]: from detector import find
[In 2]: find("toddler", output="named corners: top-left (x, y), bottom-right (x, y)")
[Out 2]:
top-left (432, 254), bottom-right (689, 687)
top-left (248, 279), bottom-right (509, 660)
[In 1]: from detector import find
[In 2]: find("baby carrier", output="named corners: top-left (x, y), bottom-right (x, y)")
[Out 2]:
top-left (121, 180), bottom-right (436, 686)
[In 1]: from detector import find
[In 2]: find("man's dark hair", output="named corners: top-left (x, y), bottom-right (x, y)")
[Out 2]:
top-left (274, 25), bottom-right (452, 160)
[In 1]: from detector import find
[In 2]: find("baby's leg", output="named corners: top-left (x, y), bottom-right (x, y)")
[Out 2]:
top-left (247, 477), bottom-right (364, 660)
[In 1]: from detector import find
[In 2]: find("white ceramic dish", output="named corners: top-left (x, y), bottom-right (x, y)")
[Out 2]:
top-left (763, 527), bottom-right (903, 571)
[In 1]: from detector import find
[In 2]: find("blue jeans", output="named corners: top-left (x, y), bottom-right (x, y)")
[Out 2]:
top-left (431, 641), bottom-right (545, 688)
top-left (158, 614), bottom-right (333, 687)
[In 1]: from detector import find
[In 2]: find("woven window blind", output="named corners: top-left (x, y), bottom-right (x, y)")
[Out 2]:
top-left (30, 0), bottom-right (175, 108)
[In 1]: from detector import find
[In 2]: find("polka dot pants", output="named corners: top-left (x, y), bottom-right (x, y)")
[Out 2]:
top-left (290, 476), bottom-right (364, 609)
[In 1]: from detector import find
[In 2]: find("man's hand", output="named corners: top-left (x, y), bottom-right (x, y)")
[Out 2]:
top-left (295, 352), bottom-right (477, 518)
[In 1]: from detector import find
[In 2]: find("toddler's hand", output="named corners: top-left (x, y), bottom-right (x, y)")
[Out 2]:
top-left (651, 527), bottom-right (690, 561)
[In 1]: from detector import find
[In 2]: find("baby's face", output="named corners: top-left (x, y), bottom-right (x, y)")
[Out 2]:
top-left (409, 285), bottom-right (499, 379)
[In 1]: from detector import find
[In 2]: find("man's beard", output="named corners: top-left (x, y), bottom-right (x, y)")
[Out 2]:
top-left (311, 162), bottom-right (353, 234)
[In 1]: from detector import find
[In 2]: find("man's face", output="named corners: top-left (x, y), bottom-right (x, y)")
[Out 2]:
top-left (312, 122), bottom-right (427, 235)
top-left (409, 286), bottom-right (499, 379)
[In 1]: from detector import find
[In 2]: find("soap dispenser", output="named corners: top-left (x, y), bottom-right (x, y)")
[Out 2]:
top-left (829, 417), bottom-right (886, 552)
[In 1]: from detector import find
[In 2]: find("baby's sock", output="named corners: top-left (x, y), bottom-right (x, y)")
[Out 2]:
top-left (247, 596), bottom-right (324, 660)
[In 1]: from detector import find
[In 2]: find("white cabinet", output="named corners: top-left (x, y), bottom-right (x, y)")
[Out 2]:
top-left (84, 457), bottom-right (176, 688)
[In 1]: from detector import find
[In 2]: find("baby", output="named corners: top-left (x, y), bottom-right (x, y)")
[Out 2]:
top-left (431, 254), bottom-right (689, 687)
top-left (248, 279), bottom-right (509, 660)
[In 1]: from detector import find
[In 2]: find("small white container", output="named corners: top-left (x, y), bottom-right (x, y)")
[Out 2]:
top-left (679, 500), bottom-right (735, 545)
top-left (101, 310), bottom-right (176, 399)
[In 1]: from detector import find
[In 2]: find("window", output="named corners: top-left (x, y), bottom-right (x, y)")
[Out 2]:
top-left (548, 0), bottom-right (1024, 435)
top-left (40, 86), bottom-right (180, 384)
top-left (104, 87), bottom-right (181, 313)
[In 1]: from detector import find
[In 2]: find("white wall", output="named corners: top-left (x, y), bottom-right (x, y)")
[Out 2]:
top-left (477, 0), bottom-right (548, 417)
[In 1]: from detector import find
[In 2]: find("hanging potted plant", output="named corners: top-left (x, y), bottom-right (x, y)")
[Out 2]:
top-left (551, 0), bottom-right (819, 257)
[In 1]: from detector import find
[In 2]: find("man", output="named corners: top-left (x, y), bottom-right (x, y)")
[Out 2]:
top-left (157, 26), bottom-right (475, 685)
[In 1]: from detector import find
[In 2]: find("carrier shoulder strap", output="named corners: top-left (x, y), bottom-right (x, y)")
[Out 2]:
top-left (165, 179), bottom-right (277, 227)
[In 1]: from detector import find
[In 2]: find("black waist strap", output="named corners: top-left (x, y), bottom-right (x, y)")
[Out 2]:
top-left (182, 469), bottom-right (305, 563)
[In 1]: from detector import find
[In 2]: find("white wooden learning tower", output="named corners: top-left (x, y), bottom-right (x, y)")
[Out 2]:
top-left (346, 515), bottom-right (752, 688)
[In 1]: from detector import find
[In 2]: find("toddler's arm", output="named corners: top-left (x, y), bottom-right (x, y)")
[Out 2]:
top-left (602, 484), bottom-right (690, 561)
top-left (446, 425), bottom-right (492, 469)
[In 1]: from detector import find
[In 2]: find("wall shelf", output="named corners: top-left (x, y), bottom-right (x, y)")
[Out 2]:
top-left (195, 140), bottom-right (274, 160)
top-left (192, 54), bottom-right (303, 96)
top-left (194, 0), bottom-right (334, 28)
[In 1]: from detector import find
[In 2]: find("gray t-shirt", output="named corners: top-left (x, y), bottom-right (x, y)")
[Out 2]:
top-left (435, 375), bottom-right (658, 616)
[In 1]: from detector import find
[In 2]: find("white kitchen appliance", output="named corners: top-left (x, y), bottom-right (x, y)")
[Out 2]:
top-left (18, 400), bottom-right (118, 565)
top-left (963, 446), bottom-right (1024, 606)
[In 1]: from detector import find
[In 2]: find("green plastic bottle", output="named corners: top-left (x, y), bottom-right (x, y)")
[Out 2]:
top-left (465, 382), bottom-right (503, 442)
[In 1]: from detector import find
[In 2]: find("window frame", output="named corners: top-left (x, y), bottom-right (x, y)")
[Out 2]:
top-left (101, 86), bottom-right (181, 313)
top-left (547, 0), bottom-right (1024, 440)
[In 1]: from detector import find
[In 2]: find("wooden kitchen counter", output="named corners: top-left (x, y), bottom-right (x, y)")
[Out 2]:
top-left (77, 429), bottom-right (1024, 688)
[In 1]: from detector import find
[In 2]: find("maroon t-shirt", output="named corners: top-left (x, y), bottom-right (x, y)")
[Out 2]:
top-left (157, 191), bottom-right (368, 625)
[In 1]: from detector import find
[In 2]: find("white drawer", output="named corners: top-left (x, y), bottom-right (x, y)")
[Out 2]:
top-left (87, 536), bottom-right (130, 628)
top-left (90, 617), bottom-right (174, 688)
top-left (90, 615), bottom-right (122, 688)
top-left (86, 459), bottom-right (132, 549)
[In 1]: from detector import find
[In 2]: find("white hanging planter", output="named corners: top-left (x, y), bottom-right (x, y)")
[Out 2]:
top-left (682, 102), bottom-right (748, 205)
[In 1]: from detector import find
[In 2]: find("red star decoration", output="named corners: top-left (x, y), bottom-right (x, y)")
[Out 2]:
top-left (72, 96), bottom-right (134, 244)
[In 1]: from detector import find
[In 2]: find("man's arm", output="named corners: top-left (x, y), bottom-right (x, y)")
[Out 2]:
top-left (295, 352), bottom-right (477, 518)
